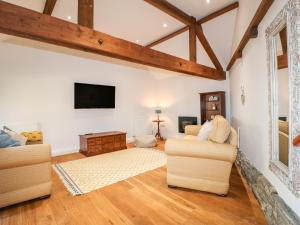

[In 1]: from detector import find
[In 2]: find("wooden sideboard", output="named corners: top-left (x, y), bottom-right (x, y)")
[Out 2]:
top-left (79, 131), bottom-right (127, 156)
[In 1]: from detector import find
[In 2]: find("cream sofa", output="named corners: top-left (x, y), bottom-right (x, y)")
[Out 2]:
top-left (278, 120), bottom-right (289, 166)
top-left (165, 124), bottom-right (237, 195)
top-left (0, 144), bottom-right (52, 208)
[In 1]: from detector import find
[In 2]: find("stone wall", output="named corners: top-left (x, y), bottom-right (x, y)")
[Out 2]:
top-left (236, 150), bottom-right (300, 225)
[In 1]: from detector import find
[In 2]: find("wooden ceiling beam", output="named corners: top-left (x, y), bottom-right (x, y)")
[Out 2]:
top-left (280, 27), bottom-right (287, 54)
top-left (146, 1), bottom-right (239, 48)
top-left (0, 1), bottom-right (225, 80)
top-left (189, 18), bottom-right (197, 62)
top-left (146, 26), bottom-right (189, 48)
top-left (144, 0), bottom-right (193, 25)
top-left (227, 0), bottom-right (274, 71)
top-left (195, 24), bottom-right (223, 71)
top-left (277, 53), bottom-right (288, 69)
top-left (78, 0), bottom-right (93, 29)
top-left (197, 2), bottom-right (239, 24)
top-left (43, 0), bottom-right (57, 15)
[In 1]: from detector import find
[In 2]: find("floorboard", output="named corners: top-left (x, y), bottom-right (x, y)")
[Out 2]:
top-left (0, 141), bottom-right (267, 225)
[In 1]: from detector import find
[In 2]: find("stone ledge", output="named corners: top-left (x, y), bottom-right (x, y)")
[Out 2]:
top-left (236, 150), bottom-right (300, 225)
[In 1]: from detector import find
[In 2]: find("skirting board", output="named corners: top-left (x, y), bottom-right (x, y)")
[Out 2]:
top-left (235, 150), bottom-right (300, 225)
top-left (51, 148), bottom-right (79, 157)
top-left (51, 137), bottom-right (135, 157)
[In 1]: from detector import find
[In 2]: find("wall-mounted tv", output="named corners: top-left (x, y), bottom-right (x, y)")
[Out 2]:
top-left (74, 83), bottom-right (115, 109)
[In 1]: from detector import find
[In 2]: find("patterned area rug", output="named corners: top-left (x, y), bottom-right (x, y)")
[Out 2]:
top-left (53, 148), bottom-right (166, 195)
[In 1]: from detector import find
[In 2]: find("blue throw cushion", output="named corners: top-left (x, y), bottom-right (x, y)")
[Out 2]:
top-left (0, 130), bottom-right (20, 148)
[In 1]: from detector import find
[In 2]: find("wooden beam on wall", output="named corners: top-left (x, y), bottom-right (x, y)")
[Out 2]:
top-left (189, 18), bottom-right (197, 62)
top-left (78, 0), bottom-right (94, 28)
top-left (146, 1), bottom-right (239, 48)
top-left (195, 25), bottom-right (223, 71)
top-left (144, 0), bottom-right (193, 25)
top-left (227, 0), bottom-right (274, 71)
top-left (0, 1), bottom-right (225, 80)
top-left (43, 0), bottom-right (57, 15)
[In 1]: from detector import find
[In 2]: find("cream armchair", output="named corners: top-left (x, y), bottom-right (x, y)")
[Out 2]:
top-left (165, 124), bottom-right (237, 195)
top-left (0, 144), bottom-right (52, 208)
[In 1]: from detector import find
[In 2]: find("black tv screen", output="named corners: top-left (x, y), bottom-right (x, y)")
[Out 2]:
top-left (74, 83), bottom-right (115, 109)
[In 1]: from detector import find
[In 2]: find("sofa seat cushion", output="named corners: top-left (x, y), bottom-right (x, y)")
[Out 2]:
top-left (209, 115), bottom-right (231, 144)
top-left (183, 135), bottom-right (198, 141)
top-left (165, 139), bottom-right (237, 163)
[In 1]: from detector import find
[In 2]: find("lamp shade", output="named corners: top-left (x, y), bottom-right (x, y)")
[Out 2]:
top-left (155, 109), bottom-right (162, 114)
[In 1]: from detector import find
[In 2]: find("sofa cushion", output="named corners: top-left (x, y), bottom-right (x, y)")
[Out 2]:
top-left (184, 125), bottom-right (201, 136)
top-left (197, 120), bottom-right (213, 141)
top-left (3, 127), bottom-right (27, 146)
top-left (21, 131), bottom-right (43, 143)
top-left (0, 130), bottom-right (20, 148)
top-left (226, 127), bottom-right (238, 147)
top-left (209, 116), bottom-right (231, 144)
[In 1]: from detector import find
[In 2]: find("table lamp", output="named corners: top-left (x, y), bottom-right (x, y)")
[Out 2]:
top-left (155, 108), bottom-right (162, 120)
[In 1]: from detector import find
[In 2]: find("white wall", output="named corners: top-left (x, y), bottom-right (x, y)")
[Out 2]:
top-left (229, 0), bottom-right (300, 217)
top-left (0, 34), bottom-right (229, 156)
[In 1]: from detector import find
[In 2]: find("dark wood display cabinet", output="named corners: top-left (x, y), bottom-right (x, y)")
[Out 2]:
top-left (200, 91), bottom-right (226, 124)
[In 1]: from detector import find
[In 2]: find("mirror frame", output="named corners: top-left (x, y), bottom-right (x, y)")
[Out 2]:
top-left (266, 0), bottom-right (300, 197)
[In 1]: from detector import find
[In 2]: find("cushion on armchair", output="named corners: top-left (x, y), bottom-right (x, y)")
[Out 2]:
top-left (0, 130), bottom-right (20, 148)
top-left (184, 125), bottom-right (201, 136)
top-left (21, 131), bottom-right (43, 142)
top-left (226, 127), bottom-right (238, 147)
top-left (197, 120), bottom-right (213, 140)
top-left (209, 115), bottom-right (231, 144)
top-left (3, 127), bottom-right (27, 146)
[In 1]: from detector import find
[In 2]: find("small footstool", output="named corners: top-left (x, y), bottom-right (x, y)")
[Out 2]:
top-left (134, 135), bottom-right (157, 148)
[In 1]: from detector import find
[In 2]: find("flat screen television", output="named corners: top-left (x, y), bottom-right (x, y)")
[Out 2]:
top-left (74, 83), bottom-right (115, 109)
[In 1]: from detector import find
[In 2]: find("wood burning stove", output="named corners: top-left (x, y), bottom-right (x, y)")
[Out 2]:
top-left (178, 117), bottom-right (198, 133)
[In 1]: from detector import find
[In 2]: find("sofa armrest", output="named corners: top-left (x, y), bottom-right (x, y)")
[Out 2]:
top-left (185, 125), bottom-right (201, 136)
top-left (165, 139), bottom-right (237, 163)
top-left (0, 144), bottom-right (51, 170)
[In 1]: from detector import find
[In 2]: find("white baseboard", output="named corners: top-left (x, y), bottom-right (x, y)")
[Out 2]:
top-left (127, 136), bottom-right (135, 143)
top-left (51, 137), bottom-right (135, 157)
top-left (51, 148), bottom-right (79, 157)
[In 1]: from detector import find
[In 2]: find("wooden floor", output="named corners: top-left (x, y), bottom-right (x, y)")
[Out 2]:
top-left (0, 142), bottom-right (267, 225)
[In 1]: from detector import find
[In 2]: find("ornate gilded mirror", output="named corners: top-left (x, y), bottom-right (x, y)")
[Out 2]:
top-left (266, 0), bottom-right (300, 197)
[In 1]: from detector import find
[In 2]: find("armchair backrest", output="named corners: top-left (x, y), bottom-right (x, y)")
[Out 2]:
top-left (184, 124), bottom-right (238, 148)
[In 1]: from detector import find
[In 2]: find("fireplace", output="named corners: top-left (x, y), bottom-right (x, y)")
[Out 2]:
top-left (178, 116), bottom-right (198, 133)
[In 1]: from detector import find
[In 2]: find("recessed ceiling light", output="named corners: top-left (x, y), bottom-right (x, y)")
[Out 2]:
top-left (206, 0), bottom-right (210, 3)
top-left (163, 23), bottom-right (168, 28)
top-left (67, 16), bottom-right (72, 20)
